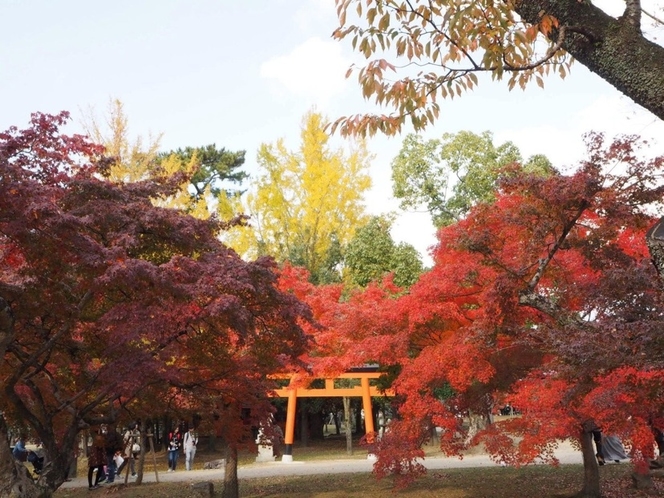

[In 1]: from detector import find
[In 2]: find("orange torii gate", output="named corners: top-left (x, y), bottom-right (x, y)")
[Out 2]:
top-left (273, 370), bottom-right (392, 462)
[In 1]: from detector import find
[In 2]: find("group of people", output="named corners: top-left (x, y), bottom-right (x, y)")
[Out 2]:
top-left (87, 422), bottom-right (198, 488)
top-left (11, 435), bottom-right (44, 475)
top-left (166, 426), bottom-right (198, 472)
top-left (87, 423), bottom-right (141, 490)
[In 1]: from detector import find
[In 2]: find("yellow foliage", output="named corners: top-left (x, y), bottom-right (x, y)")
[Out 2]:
top-left (82, 99), bottom-right (230, 221)
top-left (81, 98), bottom-right (162, 182)
top-left (154, 152), bottom-right (213, 219)
top-left (226, 111), bottom-right (372, 276)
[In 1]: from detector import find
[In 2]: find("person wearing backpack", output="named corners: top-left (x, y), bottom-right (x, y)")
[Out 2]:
top-left (183, 427), bottom-right (199, 471)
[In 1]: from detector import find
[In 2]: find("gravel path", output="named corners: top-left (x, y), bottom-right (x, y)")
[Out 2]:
top-left (59, 440), bottom-right (587, 489)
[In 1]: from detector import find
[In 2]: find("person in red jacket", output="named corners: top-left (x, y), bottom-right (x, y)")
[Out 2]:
top-left (167, 427), bottom-right (182, 472)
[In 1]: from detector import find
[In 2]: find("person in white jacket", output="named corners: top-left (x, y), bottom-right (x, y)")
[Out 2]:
top-left (183, 427), bottom-right (198, 471)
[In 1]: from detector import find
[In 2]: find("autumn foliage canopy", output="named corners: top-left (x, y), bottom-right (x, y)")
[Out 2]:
top-left (280, 133), bottom-right (664, 488)
top-left (0, 112), bottom-right (310, 491)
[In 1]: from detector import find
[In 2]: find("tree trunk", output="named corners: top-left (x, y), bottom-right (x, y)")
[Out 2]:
top-left (343, 397), bottom-right (353, 455)
top-left (135, 421), bottom-right (146, 485)
top-left (646, 218), bottom-right (664, 279)
top-left (333, 410), bottom-right (340, 435)
top-left (354, 403), bottom-right (363, 435)
top-left (514, 0), bottom-right (664, 121)
top-left (299, 401), bottom-right (308, 448)
top-left (429, 424), bottom-right (438, 447)
top-left (465, 410), bottom-right (488, 444)
top-left (221, 444), bottom-right (238, 498)
top-left (207, 432), bottom-right (217, 452)
top-left (575, 426), bottom-right (602, 498)
top-left (0, 297), bottom-right (12, 364)
top-left (0, 417), bottom-right (52, 498)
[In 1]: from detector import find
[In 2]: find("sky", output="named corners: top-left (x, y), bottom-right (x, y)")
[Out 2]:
top-left (2, 0), bottom-right (663, 265)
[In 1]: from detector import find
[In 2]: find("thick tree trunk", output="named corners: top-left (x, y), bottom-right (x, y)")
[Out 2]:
top-left (0, 462), bottom-right (51, 498)
top-left (646, 218), bottom-right (664, 279)
top-left (0, 302), bottom-right (25, 497)
top-left (0, 417), bottom-right (52, 498)
top-left (135, 421), bottom-right (146, 485)
top-left (576, 426), bottom-right (602, 498)
top-left (514, 0), bottom-right (664, 121)
top-left (32, 424), bottom-right (78, 493)
top-left (221, 444), bottom-right (238, 498)
top-left (343, 397), bottom-right (353, 455)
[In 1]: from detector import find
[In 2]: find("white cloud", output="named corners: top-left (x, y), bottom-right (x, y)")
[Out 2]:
top-left (575, 95), bottom-right (664, 140)
top-left (391, 211), bottom-right (437, 267)
top-left (496, 125), bottom-right (585, 171)
top-left (496, 94), bottom-right (663, 171)
top-left (594, 0), bottom-right (626, 16)
top-left (260, 37), bottom-right (350, 105)
top-left (293, 0), bottom-right (337, 33)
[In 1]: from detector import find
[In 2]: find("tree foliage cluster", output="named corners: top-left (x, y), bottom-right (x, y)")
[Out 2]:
top-left (332, 0), bottom-right (664, 136)
top-left (0, 113), bottom-right (310, 496)
top-left (228, 111), bottom-right (423, 286)
top-left (84, 99), bottom-right (247, 222)
top-left (392, 130), bottom-right (554, 227)
top-left (328, 5), bottom-right (664, 491)
top-left (84, 103), bottom-right (424, 290)
top-left (345, 215), bottom-right (423, 287)
top-left (280, 133), bottom-right (664, 497)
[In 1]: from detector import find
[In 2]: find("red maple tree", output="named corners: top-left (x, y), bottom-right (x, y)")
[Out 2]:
top-left (0, 112), bottom-right (310, 496)
top-left (290, 133), bottom-right (664, 497)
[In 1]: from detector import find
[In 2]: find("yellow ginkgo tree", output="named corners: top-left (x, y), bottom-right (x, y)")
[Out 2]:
top-left (82, 98), bottom-right (247, 222)
top-left (81, 98), bottom-right (162, 183)
top-left (229, 111), bottom-right (372, 283)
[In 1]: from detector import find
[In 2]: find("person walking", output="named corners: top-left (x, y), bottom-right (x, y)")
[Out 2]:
top-left (183, 427), bottom-right (198, 471)
top-left (87, 430), bottom-right (106, 490)
top-left (167, 427), bottom-right (182, 472)
top-left (103, 425), bottom-right (124, 483)
top-left (117, 422), bottom-right (140, 478)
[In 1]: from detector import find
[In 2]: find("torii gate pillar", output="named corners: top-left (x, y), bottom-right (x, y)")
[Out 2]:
top-left (282, 387), bottom-right (297, 462)
top-left (361, 376), bottom-right (375, 437)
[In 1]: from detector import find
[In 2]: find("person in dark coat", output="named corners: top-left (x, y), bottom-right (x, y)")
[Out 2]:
top-left (12, 435), bottom-right (28, 462)
top-left (87, 430), bottom-right (106, 490)
top-left (103, 425), bottom-right (124, 483)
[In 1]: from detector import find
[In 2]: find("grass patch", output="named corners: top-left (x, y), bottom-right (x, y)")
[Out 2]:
top-left (54, 464), bottom-right (658, 498)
